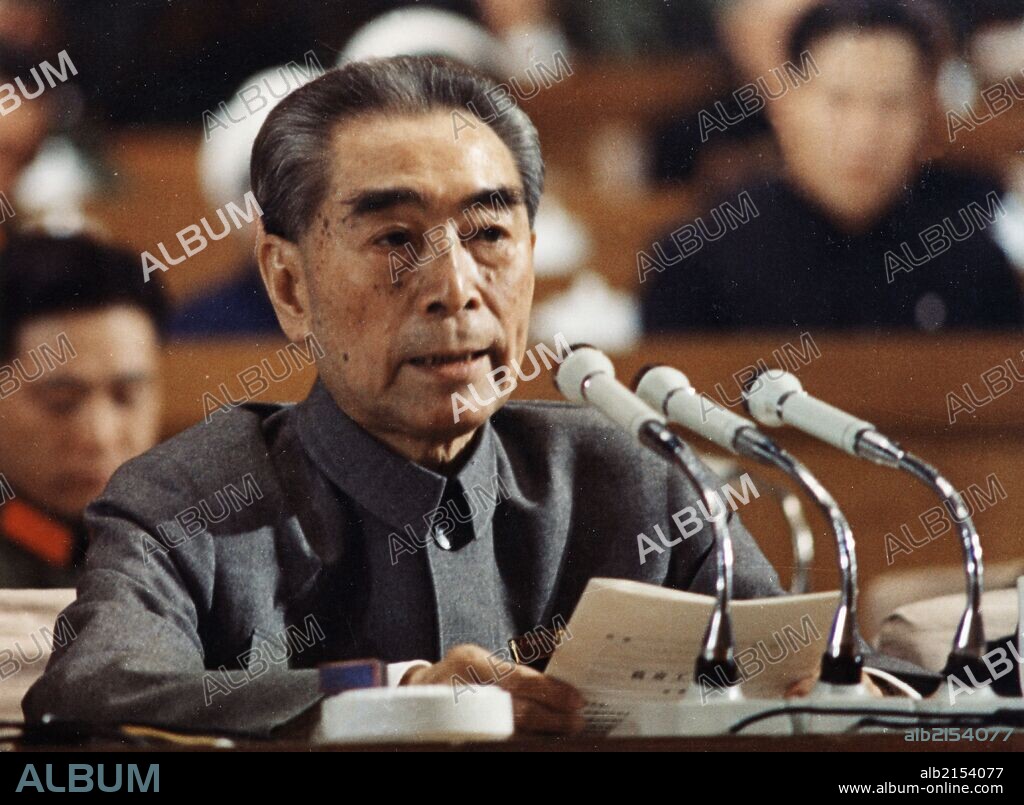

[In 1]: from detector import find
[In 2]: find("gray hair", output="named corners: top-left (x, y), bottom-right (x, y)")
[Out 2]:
top-left (250, 55), bottom-right (544, 242)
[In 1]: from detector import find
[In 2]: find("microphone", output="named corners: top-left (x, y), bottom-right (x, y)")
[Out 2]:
top-left (555, 346), bottom-right (740, 691)
top-left (743, 369), bottom-right (901, 465)
top-left (553, 345), bottom-right (670, 440)
top-left (634, 365), bottom-right (863, 687)
top-left (742, 370), bottom-right (988, 687)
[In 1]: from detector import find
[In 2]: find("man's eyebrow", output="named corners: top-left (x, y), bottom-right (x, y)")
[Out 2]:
top-left (32, 376), bottom-right (89, 394)
top-left (338, 185), bottom-right (525, 224)
top-left (35, 372), bottom-right (154, 391)
top-left (108, 371), bottom-right (156, 385)
top-left (457, 186), bottom-right (524, 214)
top-left (339, 187), bottom-right (427, 222)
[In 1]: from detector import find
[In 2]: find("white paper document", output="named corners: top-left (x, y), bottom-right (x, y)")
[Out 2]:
top-left (545, 578), bottom-right (841, 734)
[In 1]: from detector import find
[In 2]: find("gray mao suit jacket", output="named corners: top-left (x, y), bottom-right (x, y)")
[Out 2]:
top-left (22, 379), bottom-right (858, 737)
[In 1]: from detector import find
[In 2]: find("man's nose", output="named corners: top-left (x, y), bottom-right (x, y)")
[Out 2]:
top-left (840, 108), bottom-right (888, 152)
top-left (418, 224), bottom-right (483, 317)
top-left (74, 398), bottom-right (123, 456)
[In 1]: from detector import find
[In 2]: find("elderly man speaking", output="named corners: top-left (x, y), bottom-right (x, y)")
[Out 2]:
top-left (24, 56), bottom-right (785, 738)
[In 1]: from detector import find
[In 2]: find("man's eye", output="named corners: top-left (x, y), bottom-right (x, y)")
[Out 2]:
top-left (37, 393), bottom-right (83, 416)
top-left (112, 384), bottom-right (145, 408)
top-left (377, 231), bottom-right (412, 248)
top-left (473, 227), bottom-right (507, 243)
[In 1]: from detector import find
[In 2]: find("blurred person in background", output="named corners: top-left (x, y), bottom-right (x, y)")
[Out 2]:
top-left (0, 44), bottom-right (53, 240)
top-left (965, 1), bottom-right (1024, 274)
top-left (170, 59), bottom-right (325, 336)
top-left (0, 0), bottom-right (57, 53)
top-left (0, 40), bottom-right (96, 238)
top-left (0, 234), bottom-right (167, 587)
top-left (642, 0), bottom-right (1024, 332)
top-left (652, 0), bottom-right (817, 187)
top-left (715, 0), bottom-right (823, 81)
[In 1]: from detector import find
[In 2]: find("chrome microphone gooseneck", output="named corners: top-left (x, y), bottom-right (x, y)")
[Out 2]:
top-left (553, 346), bottom-right (740, 691)
top-left (744, 370), bottom-right (987, 685)
top-left (635, 366), bottom-right (863, 685)
top-left (709, 462), bottom-right (815, 595)
top-left (735, 431), bottom-right (862, 684)
top-left (637, 422), bottom-right (738, 688)
top-left (898, 451), bottom-right (986, 679)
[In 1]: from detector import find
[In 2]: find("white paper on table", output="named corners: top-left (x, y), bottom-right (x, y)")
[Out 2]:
top-left (544, 578), bottom-right (841, 734)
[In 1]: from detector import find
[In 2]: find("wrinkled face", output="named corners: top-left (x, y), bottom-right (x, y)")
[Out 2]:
top-left (0, 306), bottom-right (162, 521)
top-left (771, 29), bottom-right (932, 229)
top-left (296, 111), bottom-right (535, 446)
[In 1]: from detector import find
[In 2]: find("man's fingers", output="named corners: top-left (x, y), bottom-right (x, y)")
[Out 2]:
top-left (862, 672), bottom-right (885, 698)
top-left (417, 645), bottom-right (587, 727)
top-left (785, 674), bottom-right (817, 698)
top-left (501, 668), bottom-right (586, 712)
top-left (512, 698), bottom-right (586, 735)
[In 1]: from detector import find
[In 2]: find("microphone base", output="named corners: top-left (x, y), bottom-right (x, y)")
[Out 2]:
top-left (612, 693), bottom-right (794, 737)
top-left (919, 680), bottom-right (1019, 710)
top-left (792, 682), bottom-right (916, 735)
top-left (312, 685), bottom-right (514, 744)
top-left (915, 687), bottom-right (1024, 733)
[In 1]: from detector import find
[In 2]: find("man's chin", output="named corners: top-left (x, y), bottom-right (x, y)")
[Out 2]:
top-left (397, 392), bottom-right (505, 441)
top-left (420, 403), bottom-right (494, 439)
top-left (46, 496), bottom-right (89, 524)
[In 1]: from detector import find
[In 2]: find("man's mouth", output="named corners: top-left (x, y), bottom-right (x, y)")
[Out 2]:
top-left (61, 471), bottom-right (113, 491)
top-left (405, 348), bottom-right (493, 383)
top-left (407, 348), bottom-right (490, 368)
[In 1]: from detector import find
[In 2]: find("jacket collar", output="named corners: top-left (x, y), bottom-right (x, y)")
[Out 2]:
top-left (0, 494), bottom-right (85, 567)
top-left (293, 378), bottom-right (498, 542)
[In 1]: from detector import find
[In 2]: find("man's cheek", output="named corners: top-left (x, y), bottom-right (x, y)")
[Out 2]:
top-left (21, 407), bottom-right (55, 437)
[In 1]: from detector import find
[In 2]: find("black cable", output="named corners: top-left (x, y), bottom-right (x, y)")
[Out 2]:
top-left (730, 705), bottom-right (1024, 734)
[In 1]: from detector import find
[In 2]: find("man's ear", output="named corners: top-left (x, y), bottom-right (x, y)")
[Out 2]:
top-left (256, 223), bottom-right (313, 343)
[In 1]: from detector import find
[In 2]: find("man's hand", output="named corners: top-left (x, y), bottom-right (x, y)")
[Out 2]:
top-left (400, 644), bottom-right (586, 735)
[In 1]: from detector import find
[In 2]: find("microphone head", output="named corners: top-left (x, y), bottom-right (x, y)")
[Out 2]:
top-left (554, 344), bottom-right (615, 403)
top-left (630, 364), bottom-right (658, 391)
top-left (633, 365), bottom-right (692, 414)
top-left (742, 369), bottom-right (803, 427)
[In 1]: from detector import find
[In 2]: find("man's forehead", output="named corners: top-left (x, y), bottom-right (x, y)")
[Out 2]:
top-left (16, 305), bottom-right (154, 339)
top-left (324, 111), bottom-right (522, 206)
top-left (13, 307), bottom-right (159, 369)
top-left (21, 349), bottom-right (157, 395)
top-left (811, 30), bottom-right (927, 87)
